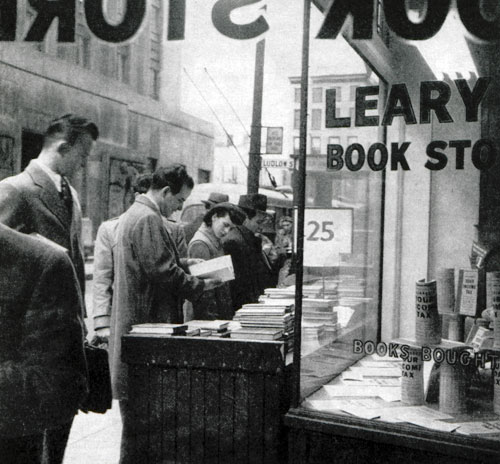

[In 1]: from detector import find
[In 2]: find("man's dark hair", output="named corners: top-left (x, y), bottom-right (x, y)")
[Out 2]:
top-left (43, 114), bottom-right (99, 147)
top-left (133, 173), bottom-right (152, 194)
top-left (203, 203), bottom-right (246, 227)
top-left (151, 164), bottom-right (194, 194)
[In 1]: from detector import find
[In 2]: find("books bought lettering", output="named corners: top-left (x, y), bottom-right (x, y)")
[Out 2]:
top-left (189, 255), bottom-right (235, 282)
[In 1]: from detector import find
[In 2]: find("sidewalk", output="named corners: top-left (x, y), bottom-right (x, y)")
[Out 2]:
top-left (63, 265), bottom-right (122, 463)
top-left (64, 401), bottom-right (122, 464)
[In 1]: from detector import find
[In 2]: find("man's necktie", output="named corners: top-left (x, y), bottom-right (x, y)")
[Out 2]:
top-left (60, 176), bottom-right (73, 216)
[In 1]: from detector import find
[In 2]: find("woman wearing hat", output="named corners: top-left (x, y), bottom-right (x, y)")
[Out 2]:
top-left (187, 203), bottom-right (246, 320)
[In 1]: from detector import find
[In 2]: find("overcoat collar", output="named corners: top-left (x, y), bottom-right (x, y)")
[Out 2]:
top-left (25, 160), bottom-right (72, 229)
top-left (135, 194), bottom-right (162, 216)
top-left (197, 222), bottom-right (222, 251)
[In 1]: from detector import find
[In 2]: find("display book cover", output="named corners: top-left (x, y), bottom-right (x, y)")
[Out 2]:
top-left (188, 254), bottom-right (235, 282)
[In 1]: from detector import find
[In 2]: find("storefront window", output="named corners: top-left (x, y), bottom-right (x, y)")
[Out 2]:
top-left (293, 2), bottom-right (500, 448)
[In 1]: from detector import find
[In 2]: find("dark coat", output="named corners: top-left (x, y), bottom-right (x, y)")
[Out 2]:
top-left (0, 161), bottom-right (85, 298)
top-left (188, 223), bottom-right (234, 320)
top-left (0, 224), bottom-right (88, 438)
top-left (109, 195), bottom-right (205, 399)
top-left (223, 225), bottom-right (274, 312)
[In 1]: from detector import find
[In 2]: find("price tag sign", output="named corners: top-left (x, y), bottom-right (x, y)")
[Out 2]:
top-left (303, 208), bottom-right (353, 267)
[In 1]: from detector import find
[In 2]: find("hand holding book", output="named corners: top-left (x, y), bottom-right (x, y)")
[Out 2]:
top-left (186, 258), bottom-right (205, 266)
top-left (202, 277), bottom-right (224, 290)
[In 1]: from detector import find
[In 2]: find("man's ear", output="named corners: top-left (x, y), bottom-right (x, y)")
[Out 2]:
top-left (56, 141), bottom-right (71, 156)
top-left (161, 186), bottom-right (171, 197)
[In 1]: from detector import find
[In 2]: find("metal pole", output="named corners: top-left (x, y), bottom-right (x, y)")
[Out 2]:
top-left (247, 38), bottom-right (266, 194)
top-left (292, 0), bottom-right (311, 409)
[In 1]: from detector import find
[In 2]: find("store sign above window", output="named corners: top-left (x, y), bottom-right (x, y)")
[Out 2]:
top-left (1, 0), bottom-right (499, 44)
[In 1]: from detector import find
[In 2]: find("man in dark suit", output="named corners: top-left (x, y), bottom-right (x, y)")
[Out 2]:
top-left (0, 114), bottom-right (98, 298)
top-left (0, 114), bottom-right (98, 464)
top-left (0, 224), bottom-right (88, 464)
top-left (110, 164), bottom-right (221, 463)
top-left (223, 193), bottom-right (274, 312)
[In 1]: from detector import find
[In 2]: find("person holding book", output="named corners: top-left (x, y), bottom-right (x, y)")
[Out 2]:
top-left (187, 202), bottom-right (246, 320)
top-left (110, 164), bottom-right (222, 464)
top-left (93, 174), bottom-right (188, 345)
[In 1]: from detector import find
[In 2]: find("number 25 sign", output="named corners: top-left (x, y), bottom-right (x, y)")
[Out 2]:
top-left (303, 208), bottom-right (353, 267)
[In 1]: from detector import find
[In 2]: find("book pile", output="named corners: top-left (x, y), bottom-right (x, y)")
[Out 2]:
top-left (337, 276), bottom-right (366, 301)
top-left (231, 327), bottom-right (284, 341)
top-left (302, 321), bottom-right (326, 346)
top-left (232, 303), bottom-right (294, 351)
top-left (263, 287), bottom-right (295, 299)
top-left (320, 280), bottom-right (340, 300)
top-left (129, 323), bottom-right (189, 336)
top-left (302, 298), bottom-right (339, 342)
top-left (186, 320), bottom-right (233, 338)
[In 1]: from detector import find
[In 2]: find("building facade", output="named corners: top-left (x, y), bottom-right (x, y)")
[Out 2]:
top-left (0, 0), bottom-right (214, 241)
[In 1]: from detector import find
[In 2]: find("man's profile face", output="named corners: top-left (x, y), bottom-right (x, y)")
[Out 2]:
top-left (160, 184), bottom-right (192, 218)
top-left (246, 211), bottom-right (267, 234)
top-left (61, 133), bottom-right (95, 176)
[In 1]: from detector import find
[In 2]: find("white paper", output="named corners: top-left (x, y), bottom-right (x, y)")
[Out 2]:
top-left (342, 377), bottom-right (401, 387)
top-left (347, 366), bottom-right (401, 378)
top-left (455, 420), bottom-right (500, 435)
top-left (323, 385), bottom-right (401, 402)
top-left (307, 398), bottom-right (384, 411)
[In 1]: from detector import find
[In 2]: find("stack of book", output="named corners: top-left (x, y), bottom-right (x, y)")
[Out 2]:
top-left (302, 298), bottom-right (339, 341)
top-left (337, 276), bottom-right (366, 302)
top-left (263, 287), bottom-right (295, 299)
top-left (186, 320), bottom-right (233, 337)
top-left (321, 279), bottom-right (340, 300)
top-left (231, 327), bottom-right (284, 341)
top-left (129, 323), bottom-right (189, 336)
top-left (232, 303), bottom-right (294, 351)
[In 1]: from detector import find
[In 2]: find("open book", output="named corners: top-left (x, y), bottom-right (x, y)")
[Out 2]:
top-left (188, 255), bottom-right (235, 282)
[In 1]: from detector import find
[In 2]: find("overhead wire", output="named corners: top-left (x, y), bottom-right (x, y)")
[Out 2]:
top-left (183, 68), bottom-right (248, 170)
top-left (203, 67), bottom-right (282, 192)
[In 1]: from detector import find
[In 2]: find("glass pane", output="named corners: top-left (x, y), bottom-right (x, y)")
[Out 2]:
top-left (297, 2), bottom-right (500, 448)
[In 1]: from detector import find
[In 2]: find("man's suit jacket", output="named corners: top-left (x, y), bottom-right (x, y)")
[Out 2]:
top-left (109, 195), bottom-right (205, 400)
top-left (0, 224), bottom-right (88, 438)
top-left (223, 225), bottom-right (274, 312)
top-left (0, 161), bottom-right (85, 298)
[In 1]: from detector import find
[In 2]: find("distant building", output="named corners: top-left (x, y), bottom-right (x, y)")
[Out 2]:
top-left (288, 71), bottom-right (379, 207)
top-left (0, 0), bottom-right (214, 239)
top-left (212, 132), bottom-right (248, 185)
